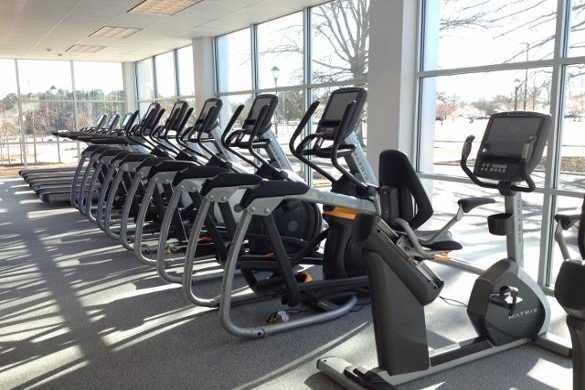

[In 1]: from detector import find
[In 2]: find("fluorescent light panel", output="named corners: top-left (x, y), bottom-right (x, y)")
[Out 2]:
top-left (128, 0), bottom-right (202, 16)
top-left (65, 44), bottom-right (106, 53)
top-left (91, 26), bottom-right (142, 38)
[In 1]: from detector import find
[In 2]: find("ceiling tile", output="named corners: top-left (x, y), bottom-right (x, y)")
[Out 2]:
top-left (0, 0), bottom-right (327, 61)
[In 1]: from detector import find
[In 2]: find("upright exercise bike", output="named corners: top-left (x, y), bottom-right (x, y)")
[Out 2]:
top-left (317, 111), bottom-right (566, 388)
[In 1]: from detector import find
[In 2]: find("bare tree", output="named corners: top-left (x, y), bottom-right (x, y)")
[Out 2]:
top-left (312, 0), bottom-right (369, 82)
top-left (259, 0), bottom-right (369, 84)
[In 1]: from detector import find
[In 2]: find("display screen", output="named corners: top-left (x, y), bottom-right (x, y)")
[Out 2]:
top-left (199, 100), bottom-right (216, 121)
top-left (484, 117), bottom-right (543, 157)
top-left (322, 92), bottom-right (359, 122)
top-left (249, 96), bottom-right (274, 120)
top-left (120, 113), bottom-right (132, 128)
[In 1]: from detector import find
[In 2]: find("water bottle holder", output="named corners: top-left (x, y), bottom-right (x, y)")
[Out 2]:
top-left (487, 213), bottom-right (513, 236)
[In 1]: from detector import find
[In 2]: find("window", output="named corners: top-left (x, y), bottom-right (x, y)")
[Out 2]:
top-left (423, 0), bottom-right (556, 70)
top-left (0, 59), bottom-right (126, 165)
top-left (18, 60), bottom-right (73, 100)
top-left (419, 69), bottom-right (552, 185)
top-left (136, 58), bottom-right (155, 100)
top-left (73, 62), bottom-right (124, 101)
top-left (0, 59), bottom-right (21, 165)
top-left (135, 46), bottom-right (196, 120)
top-left (560, 65), bottom-right (585, 192)
top-left (215, 1), bottom-right (370, 184)
top-left (73, 62), bottom-right (126, 136)
top-left (311, 0), bottom-right (369, 84)
top-left (567, 1), bottom-right (585, 57)
top-left (177, 46), bottom-right (195, 96)
top-left (257, 12), bottom-right (304, 89)
top-left (418, 0), bottom-right (585, 288)
top-left (155, 51), bottom-right (177, 98)
top-left (216, 28), bottom-right (252, 93)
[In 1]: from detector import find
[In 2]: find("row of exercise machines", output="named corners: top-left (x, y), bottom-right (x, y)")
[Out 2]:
top-left (18, 88), bottom-right (585, 389)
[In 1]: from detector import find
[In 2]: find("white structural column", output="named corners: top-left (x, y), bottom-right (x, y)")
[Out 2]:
top-left (192, 37), bottom-right (215, 107)
top-left (367, 0), bottom-right (418, 173)
top-left (123, 62), bottom-right (138, 113)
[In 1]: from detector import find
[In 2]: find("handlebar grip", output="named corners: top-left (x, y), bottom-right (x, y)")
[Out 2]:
top-left (462, 135), bottom-right (475, 161)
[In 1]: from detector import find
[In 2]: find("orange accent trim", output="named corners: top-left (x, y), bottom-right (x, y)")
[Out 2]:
top-left (199, 235), bottom-right (213, 243)
top-left (299, 271), bottom-right (313, 283)
top-left (323, 206), bottom-right (359, 220)
top-left (433, 253), bottom-right (451, 261)
top-left (264, 252), bottom-right (276, 259)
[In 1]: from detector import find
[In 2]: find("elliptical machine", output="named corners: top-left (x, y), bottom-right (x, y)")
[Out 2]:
top-left (317, 111), bottom-right (565, 388)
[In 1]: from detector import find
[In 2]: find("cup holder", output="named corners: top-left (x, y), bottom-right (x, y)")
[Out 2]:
top-left (487, 213), bottom-right (513, 236)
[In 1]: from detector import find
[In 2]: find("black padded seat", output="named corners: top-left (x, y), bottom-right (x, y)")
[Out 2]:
top-left (556, 260), bottom-right (585, 319)
top-left (378, 150), bottom-right (433, 230)
top-left (378, 149), bottom-right (464, 252)
top-left (555, 194), bottom-right (585, 315)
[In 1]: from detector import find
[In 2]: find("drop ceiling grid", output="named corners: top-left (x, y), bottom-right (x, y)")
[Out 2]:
top-left (0, 0), bottom-right (327, 61)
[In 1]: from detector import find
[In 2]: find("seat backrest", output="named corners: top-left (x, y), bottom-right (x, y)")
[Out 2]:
top-left (378, 150), bottom-right (433, 230)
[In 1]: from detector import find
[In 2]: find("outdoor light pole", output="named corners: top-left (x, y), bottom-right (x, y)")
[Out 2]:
top-left (522, 43), bottom-right (529, 110)
top-left (514, 78), bottom-right (521, 110)
top-left (271, 65), bottom-right (279, 135)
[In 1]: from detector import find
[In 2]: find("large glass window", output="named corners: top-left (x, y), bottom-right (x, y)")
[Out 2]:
top-left (419, 69), bottom-right (552, 183)
top-left (74, 62), bottom-right (124, 101)
top-left (155, 51), bottom-right (177, 98)
top-left (73, 62), bottom-right (126, 136)
top-left (18, 60), bottom-right (73, 100)
top-left (560, 65), bottom-right (585, 192)
top-left (257, 12), bottom-right (304, 89)
top-left (418, 0), bottom-right (585, 288)
top-left (423, 0), bottom-right (556, 70)
top-left (135, 46), bottom-right (196, 120)
top-left (0, 59), bottom-right (125, 166)
top-left (0, 60), bottom-right (21, 165)
top-left (216, 28), bottom-right (252, 93)
top-left (215, 2), bottom-right (369, 185)
top-left (177, 46), bottom-right (195, 96)
top-left (311, 0), bottom-right (369, 83)
top-left (568, 1), bottom-right (585, 57)
top-left (136, 58), bottom-right (155, 100)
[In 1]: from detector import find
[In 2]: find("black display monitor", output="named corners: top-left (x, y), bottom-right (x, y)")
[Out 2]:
top-left (195, 98), bottom-right (222, 133)
top-left (473, 111), bottom-right (552, 181)
top-left (242, 94), bottom-right (278, 134)
top-left (103, 113), bottom-right (119, 130)
top-left (316, 88), bottom-right (366, 140)
top-left (120, 112), bottom-right (134, 128)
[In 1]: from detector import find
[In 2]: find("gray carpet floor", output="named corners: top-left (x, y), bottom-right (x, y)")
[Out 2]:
top-left (0, 175), bottom-right (574, 389)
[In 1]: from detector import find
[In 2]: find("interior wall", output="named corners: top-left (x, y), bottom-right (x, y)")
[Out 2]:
top-left (192, 37), bottom-right (215, 110)
top-left (367, 0), bottom-right (417, 173)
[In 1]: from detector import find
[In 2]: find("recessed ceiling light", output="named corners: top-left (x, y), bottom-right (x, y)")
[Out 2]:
top-left (65, 44), bottom-right (106, 53)
top-left (91, 26), bottom-right (142, 38)
top-left (128, 0), bottom-right (202, 16)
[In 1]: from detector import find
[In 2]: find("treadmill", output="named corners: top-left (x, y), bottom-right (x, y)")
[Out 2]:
top-left (36, 112), bottom-right (140, 203)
